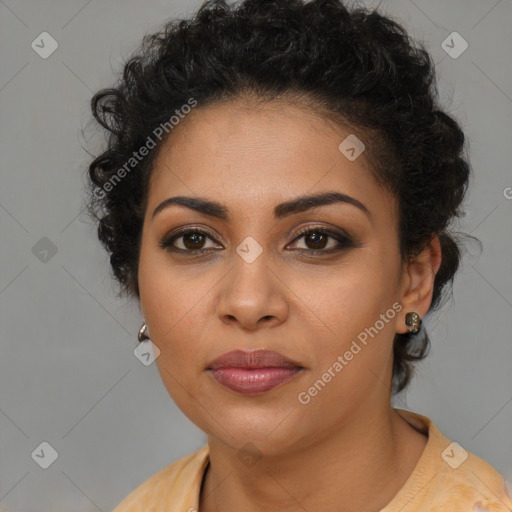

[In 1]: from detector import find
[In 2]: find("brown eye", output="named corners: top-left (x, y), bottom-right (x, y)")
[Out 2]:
top-left (288, 227), bottom-right (355, 254)
top-left (304, 231), bottom-right (329, 250)
top-left (182, 232), bottom-right (206, 250)
top-left (159, 228), bottom-right (221, 253)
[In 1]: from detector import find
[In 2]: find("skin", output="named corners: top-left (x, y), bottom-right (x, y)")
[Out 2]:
top-left (137, 97), bottom-right (442, 512)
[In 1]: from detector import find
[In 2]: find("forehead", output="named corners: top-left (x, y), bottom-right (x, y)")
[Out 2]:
top-left (147, 99), bottom-right (394, 221)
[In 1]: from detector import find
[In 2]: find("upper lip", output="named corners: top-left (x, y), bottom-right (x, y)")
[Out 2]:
top-left (207, 349), bottom-right (303, 370)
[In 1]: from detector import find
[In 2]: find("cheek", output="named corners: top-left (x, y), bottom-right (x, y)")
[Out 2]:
top-left (296, 251), bottom-right (401, 385)
top-left (300, 255), bottom-right (399, 338)
top-left (139, 273), bottom-right (206, 357)
top-left (138, 244), bottom-right (214, 367)
top-left (138, 255), bottom-right (212, 416)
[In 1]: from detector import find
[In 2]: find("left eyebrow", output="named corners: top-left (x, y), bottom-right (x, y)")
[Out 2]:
top-left (151, 191), bottom-right (372, 221)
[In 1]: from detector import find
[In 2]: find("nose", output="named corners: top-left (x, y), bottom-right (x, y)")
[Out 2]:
top-left (216, 255), bottom-right (289, 331)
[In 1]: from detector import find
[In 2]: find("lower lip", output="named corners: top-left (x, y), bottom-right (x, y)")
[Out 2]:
top-left (208, 367), bottom-right (303, 395)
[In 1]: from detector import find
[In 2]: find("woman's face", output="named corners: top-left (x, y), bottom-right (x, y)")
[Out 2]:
top-left (138, 99), bottom-right (409, 455)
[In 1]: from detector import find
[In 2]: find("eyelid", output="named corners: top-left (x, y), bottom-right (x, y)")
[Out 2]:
top-left (292, 224), bottom-right (352, 241)
top-left (287, 225), bottom-right (355, 253)
top-left (159, 225), bottom-right (222, 250)
top-left (159, 223), bottom-right (356, 253)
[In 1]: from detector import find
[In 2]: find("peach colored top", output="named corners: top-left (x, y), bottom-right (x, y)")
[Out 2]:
top-left (112, 409), bottom-right (512, 511)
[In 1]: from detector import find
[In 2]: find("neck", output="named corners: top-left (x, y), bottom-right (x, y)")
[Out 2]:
top-left (199, 405), bottom-right (427, 512)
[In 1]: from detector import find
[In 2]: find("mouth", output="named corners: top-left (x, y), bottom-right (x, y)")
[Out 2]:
top-left (206, 349), bottom-right (304, 395)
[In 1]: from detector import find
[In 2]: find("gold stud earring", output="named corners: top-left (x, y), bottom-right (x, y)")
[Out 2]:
top-left (405, 312), bottom-right (422, 334)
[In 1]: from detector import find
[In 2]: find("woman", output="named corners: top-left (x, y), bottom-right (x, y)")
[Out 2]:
top-left (85, 0), bottom-right (512, 510)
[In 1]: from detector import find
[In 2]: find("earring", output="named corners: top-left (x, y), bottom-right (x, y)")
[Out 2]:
top-left (405, 312), bottom-right (422, 334)
top-left (138, 321), bottom-right (150, 342)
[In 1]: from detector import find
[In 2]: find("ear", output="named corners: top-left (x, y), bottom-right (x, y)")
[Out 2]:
top-left (396, 234), bottom-right (442, 334)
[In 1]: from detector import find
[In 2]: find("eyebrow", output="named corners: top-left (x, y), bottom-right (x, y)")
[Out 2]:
top-left (151, 191), bottom-right (372, 221)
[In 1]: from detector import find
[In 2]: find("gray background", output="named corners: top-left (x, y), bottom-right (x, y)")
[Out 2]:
top-left (0, 0), bottom-right (511, 510)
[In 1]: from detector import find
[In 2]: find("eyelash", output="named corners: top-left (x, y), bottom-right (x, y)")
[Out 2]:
top-left (159, 226), bottom-right (355, 256)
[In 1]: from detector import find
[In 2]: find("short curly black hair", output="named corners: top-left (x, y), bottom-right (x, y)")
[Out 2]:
top-left (85, 0), bottom-right (474, 394)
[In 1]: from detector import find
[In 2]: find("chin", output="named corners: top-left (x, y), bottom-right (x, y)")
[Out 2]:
top-left (206, 409), bottom-right (305, 454)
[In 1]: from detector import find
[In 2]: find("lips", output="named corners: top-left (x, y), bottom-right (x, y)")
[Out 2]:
top-left (207, 349), bottom-right (302, 370)
top-left (206, 349), bottom-right (304, 395)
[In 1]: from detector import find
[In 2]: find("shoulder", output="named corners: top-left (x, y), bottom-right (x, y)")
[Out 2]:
top-left (393, 409), bottom-right (512, 512)
top-left (428, 447), bottom-right (512, 512)
top-left (112, 445), bottom-right (209, 512)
